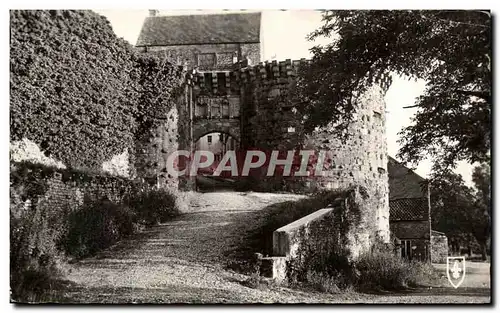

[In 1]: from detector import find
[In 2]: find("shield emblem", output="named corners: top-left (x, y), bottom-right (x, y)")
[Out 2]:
top-left (446, 256), bottom-right (466, 288)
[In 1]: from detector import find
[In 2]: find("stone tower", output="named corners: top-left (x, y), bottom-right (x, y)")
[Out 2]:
top-left (236, 60), bottom-right (392, 256)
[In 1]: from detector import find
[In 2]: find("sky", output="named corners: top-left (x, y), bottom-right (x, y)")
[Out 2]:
top-left (95, 9), bottom-right (475, 186)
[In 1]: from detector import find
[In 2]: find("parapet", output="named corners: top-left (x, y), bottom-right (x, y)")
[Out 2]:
top-left (186, 58), bottom-right (393, 95)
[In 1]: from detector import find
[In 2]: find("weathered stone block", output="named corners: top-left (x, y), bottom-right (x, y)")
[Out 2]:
top-left (260, 256), bottom-right (287, 283)
top-left (273, 208), bottom-right (334, 257)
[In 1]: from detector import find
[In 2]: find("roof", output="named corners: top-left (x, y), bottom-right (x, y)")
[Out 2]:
top-left (431, 230), bottom-right (447, 237)
top-left (388, 156), bottom-right (428, 200)
top-left (136, 12), bottom-right (261, 47)
top-left (389, 198), bottom-right (429, 221)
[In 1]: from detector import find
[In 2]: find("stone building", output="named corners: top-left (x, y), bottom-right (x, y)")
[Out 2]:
top-left (136, 11), bottom-right (262, 70)
top-left (136, 11), bottom-right (393, 258)
top-left (388, 156), bottom-right (449, 262)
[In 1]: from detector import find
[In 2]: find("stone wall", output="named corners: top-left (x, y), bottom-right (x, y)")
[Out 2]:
top-left (260, 188), bottom-right (370, 282)
top-left (431, 231), bottom-right (449, 263)
top-left (134, 106), bottom-right (180, 190)
top-left (143, 43), bottom-right (260, 70)
top-left (10, 162), bottom-right (136, 219)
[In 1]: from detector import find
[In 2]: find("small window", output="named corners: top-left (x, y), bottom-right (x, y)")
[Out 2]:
top-left (207, 135), bottom-right (212, 144)
top-left (198, 53), bottom-right (216, 69)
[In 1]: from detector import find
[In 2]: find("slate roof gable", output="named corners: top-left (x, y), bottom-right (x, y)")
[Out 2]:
top-left (136, 12), bottom-right (261, 47)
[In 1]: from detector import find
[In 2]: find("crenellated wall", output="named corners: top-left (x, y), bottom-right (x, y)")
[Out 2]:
top-left (137, 58), bottom-right (392, 252)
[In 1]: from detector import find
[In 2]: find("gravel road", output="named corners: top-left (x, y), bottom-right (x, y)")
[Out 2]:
top-left (51, 192), bottom-right (491, 304)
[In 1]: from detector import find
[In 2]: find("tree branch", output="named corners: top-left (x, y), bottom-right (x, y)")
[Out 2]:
top-left (403, 104), bottom-right (420, 109)
top-left (455, 90), bottom-right (491, 102)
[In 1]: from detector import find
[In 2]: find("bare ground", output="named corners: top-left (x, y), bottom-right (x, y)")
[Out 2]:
top-left (47, 192), bottom-right (491, 304)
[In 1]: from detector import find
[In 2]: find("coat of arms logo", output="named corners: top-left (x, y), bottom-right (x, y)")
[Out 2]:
top-left (446, 256), bottom-right (466, 288)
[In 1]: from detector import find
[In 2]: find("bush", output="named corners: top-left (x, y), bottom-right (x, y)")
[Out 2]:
top-left (64, 198), bottom-right (135, 258)
top-left (127, 189), bottom-right (179, 226)
top-left (290, 246), bottom-right (438, 293)
top-left (10, 183), bottom-right (70, 302)
top-left (356, 248), bottom-right (439, 291)
top-left (305, 271), bottom-right (344, 294)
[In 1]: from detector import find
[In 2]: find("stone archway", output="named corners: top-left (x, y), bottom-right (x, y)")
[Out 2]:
top-left (192, 119), bottom-right (241, 145)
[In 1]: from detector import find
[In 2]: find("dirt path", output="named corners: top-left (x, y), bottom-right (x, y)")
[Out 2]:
top-left (52, 192), bottom-right (491, 303)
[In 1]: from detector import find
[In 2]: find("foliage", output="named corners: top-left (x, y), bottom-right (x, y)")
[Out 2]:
top-left (10, 10), bottom-right (185, 170)
top-left (10, 10), bottom-right (139, 169)
top-left (355, 248), bottom-right (438, 291)
top-left (430, 167), bottom-right (490, 259)
top-left (304, 270), bottom-right (346, 294)
top-left (133, 53), bottom-right (185, 137)
top-left (10, 172), bottom-right (70, 302)
top-left (299, 10), bottom-right (491, 168)
top-left (471, 163), bottom-right (491, 257)
top-left (126, 188), bottom-right (180, 226)
top-left (64, 198), bottom-right (136, 258)
top-left (295, 244), bottom-right (438, 292)
top-left (10, 161), bottom-right (181, 301)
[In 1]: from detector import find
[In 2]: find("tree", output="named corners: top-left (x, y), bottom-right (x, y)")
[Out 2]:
top-left (429, 169), bottom-right (475, 254)
top-left (297, 10), bottom-right (491, 169)
top-left (430, 167), bottom-right (490, 259)
top-left (471, 163), bottom-right (491, 259)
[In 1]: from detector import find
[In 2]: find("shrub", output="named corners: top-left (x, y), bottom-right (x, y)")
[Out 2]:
top-left (290, 245), bottom-right (438, 293)
top-left (305, 271), bottom-right (343, 294)
top-left (64, 198), bottom-right (135, 258)
top-left (355, 248), bottom-right (438, 290)
top-left (10, 182), bottom-right (69, 302)
top-left (127, 189), bottom-right (180, 226)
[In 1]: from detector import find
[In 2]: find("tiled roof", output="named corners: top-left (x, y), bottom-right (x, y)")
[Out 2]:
top-left (136, 12), bottom-right (261, 47)
top-left (388, 156), bottom-right (429, 200)
top-left (390, 198), bottom-right (429, 221)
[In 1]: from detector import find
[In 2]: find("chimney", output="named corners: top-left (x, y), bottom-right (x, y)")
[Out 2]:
top-left (149, 9), bottom-right (159, 17)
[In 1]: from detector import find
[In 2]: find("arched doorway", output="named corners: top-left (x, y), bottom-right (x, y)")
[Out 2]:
top-left (194, 131), bottom-right (239, 191)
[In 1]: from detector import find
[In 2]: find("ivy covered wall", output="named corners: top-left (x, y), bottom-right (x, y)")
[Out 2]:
top-left (10, 10), bottom-right (185, 175)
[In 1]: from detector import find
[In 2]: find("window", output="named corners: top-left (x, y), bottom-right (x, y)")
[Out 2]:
top-left (401, 240), bottom-right (412, 260)
top-left (207, 135), bottom-right (212, 144)
top-left (198, 53), bottom-right (216, 69)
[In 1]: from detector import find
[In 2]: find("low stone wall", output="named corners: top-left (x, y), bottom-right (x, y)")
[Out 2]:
top-left (431, 231), bottom-right (449, 263)
top-left (259, 188), bottom-right (370, 283)
top-left (273, 208), bottom-right (334, 258)
top-left (10, 162), bottom-right (138, 220)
